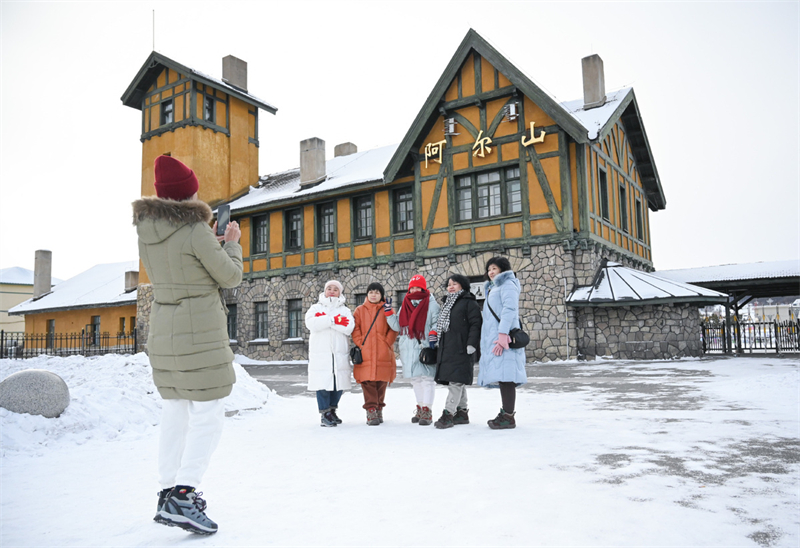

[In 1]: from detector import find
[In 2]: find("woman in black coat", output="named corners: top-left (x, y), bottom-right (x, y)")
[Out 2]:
top-left (433, 274), bottom-right (482, 429)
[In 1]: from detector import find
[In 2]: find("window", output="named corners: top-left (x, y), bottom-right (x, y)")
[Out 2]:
top-left (317, 202), bottom-right (335, 245)
top-left (396, 290), bottom-right (408, 307)
top-left (252, 214), bottom-right (268, 254)
top-left (456, 167), bottom-right (521, 221)
top-left (227, 304), bottom-right (237, 340)
top-left (204, 95), bottom-right (215, 123)
top-left (393, 188), bottom-right (414, 233)
top-left (618, 184), bottom-right (629, 233)
top-left (285, 208), bottom-right (302, 250)
top-left (598, 168), bottom-right (609, 221)
top-left (353, 196), bottom-right (373, 239)
top-left (90, 316), bottom-right (101, 346)
top-left (130, 317), bottom-right (136, 334)
top-left (287, 299), bottom-right (303, 338)
top-left (119, 317), bottom-right (126, 334)
top-left (160, 99), bottom-right (173, 126)
top-left (353, 293), bottom-right (367, 306)
top-left (46, 319), bottom-right (55, 349)
top-left (635, 199), bottom-right (644, 242)
top-left (255, 302), bottom-right (269, 339)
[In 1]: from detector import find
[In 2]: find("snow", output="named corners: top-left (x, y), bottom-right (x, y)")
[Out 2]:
top-left (657, 259), bottom-right (800, 284)
top-left (1, 352), bottom-right (798, 547)
top-left (0, 266), bottom-right (62, 286)
top-left (9, 261), bottom-right (138, 314)
top-left (560, 88), bottom-right (633, 140)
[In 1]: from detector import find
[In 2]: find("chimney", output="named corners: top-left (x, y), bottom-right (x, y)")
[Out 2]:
top-left (334, 142), bottom-right (357, 158)
top-left (582, 54), bottom-right (606, 110)
top-left (300, 137), bottom-right (326, 189)
top-left (33, 250), bottom-right (52, 300)
top-left (222, 55), bottom-right (247, 91)
top-left (124, 271), bottom-right (139, 293)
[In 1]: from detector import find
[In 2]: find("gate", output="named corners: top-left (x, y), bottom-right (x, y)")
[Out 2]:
top-left (702, 320), bottom-right (799, 354)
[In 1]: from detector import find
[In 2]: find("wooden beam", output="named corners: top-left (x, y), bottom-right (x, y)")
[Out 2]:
top-left (525, 145), bottom-right (564, 233)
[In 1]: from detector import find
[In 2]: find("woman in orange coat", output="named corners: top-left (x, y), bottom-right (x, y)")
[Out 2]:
top-left (352, 282), bottom-right (400, 426)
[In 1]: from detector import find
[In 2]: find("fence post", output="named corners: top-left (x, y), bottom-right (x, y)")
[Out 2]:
top-left (722, 320), bottom-right (727, 354)
top-left (774, 321), bottom-right (780, 354)
top-left (0, 330), bottom-right (4, 359)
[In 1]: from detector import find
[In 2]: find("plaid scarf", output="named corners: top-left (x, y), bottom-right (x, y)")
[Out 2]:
top-left (436, 290), bottom-right (463, 335)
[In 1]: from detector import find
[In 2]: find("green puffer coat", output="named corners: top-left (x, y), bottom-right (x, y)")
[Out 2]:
top-left (133, 196), bottom-right (243, 401)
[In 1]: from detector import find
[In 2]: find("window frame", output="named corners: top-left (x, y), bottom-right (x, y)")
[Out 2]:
top-left (635, 198), bottom-right (644, 242)
top-left (317, 202), bottom-right (336, 246)
top-left (598, 168), bottom-right (610, 221)
top-left (455, 166), bottom-right (522, 222)
top-left (227, 304), bottom-right (237, 341)
top-left (203, 94), bottom-right (216, 123)
top-left (255, 302), bottom-right (269, 339)
top-left (252, 214), bottom-right (268, 255)
top-left (392, 187), bottom-right (414, 234)
top-left (618, 183), bottom-right (629, 233)
top-left (287, 299), bottom-right (303, 339)
top-left (353, 195), bottom-right (373, 240)
top-left (285, 208), bottom-right (303, 250)
top-left (160, 99), bottom-right (173, 126)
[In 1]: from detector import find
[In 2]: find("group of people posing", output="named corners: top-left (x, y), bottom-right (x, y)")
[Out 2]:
top-left (305, 256), bottom-right (528, 430)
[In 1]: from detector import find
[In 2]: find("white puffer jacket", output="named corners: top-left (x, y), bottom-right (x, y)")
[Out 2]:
top-left (304, 294), bottom-right (355, 391)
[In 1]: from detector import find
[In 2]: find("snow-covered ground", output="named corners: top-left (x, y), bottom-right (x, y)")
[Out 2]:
top-left (1, 353), bottom-right (798, 547)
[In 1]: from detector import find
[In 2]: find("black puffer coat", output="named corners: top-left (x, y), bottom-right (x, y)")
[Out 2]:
top-left (434, 292), bottom-right (482, 385)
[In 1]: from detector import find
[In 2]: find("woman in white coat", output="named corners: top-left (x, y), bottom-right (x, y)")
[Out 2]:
top-left (305, 280), bottom-right (355, 427)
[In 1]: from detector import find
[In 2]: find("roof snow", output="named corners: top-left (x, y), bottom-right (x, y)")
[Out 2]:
top-left (228, 144), bottom-right (398, 212)
top-left (656, 260), bottom-right (800, 284)
top-left (567, 262), bottom-right (728, 307)
top-left (9, 261), bottom-right (138, 315)
top-left (560, 88), bottom-right (633, 141)
top-left (0, 267), bottom-right (62, 286)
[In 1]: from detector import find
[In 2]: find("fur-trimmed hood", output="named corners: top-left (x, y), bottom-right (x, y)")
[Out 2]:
top-left (132, 196), bottom-right (213, 245)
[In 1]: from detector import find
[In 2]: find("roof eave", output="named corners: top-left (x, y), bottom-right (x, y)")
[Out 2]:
top-left (619, 92), bottom-right (666, 211)
top-left (567, 295), bottom-right (729, 308)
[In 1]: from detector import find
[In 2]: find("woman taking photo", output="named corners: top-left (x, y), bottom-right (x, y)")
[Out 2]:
top-left (398, 274), bottom-right (440, 426)
top-left (305, 280), bottom-right (355, 427)
top-left (478, 257), bottom-right (527, 429)
top-left (433, 274), bottom-right (482, 429)
top-left (352, 282), bottom-right (400, 425)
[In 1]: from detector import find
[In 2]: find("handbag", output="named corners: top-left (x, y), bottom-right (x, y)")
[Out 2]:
top-left (419, 346), bottom-right (437, 365)
top-left (350, 309), bottom-right (381, 364)
top-left (486, 299), bottom-right (530, 349)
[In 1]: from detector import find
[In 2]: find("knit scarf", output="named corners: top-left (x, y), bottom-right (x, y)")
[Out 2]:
top-left (399, 289), bottom-right (430, 340)
top-left (437, 290), bottom-right (463, 335)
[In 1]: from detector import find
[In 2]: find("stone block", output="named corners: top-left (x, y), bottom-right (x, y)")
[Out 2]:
top-left (0, 369), bottom-right (70, 418)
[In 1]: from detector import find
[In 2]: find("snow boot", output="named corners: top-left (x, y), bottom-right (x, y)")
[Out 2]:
top-left (411, 405), bottom-right (422, 424)
top-left (434, 409), bottom-right (454, 429)
top-left (366, 407), bottom-right (380, 426)
top-left (487, 409), bottom-right (516, 430)
top-left (377, 408), bottom-right (384, 423)
top-left (320, 410), bottom-right (338, 427)
top-left (154, 488), bottom-right (172, 523)
top-left (418, 406), bottom-right (433, 426)
top-left (453, 407), bottom-right (470, 425)
top-left (329, 408), bottom-right (343, 424)
top-left (158, 486), bottom-right (217, 535)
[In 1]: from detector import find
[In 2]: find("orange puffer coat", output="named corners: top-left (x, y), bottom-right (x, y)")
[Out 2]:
top-left (351, 299), bottom-right (400, 384)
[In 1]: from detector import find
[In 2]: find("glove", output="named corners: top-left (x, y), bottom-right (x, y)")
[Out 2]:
top-left (492, 342), bottom-right (505, 356)
top-left (466, 345), bottom-right (476, 355)
top-left (428, 330), bottom-right (438, 349)
top-left (314, 312), bottom-right (326, 317)
top-left (333, 314), bottom-right (349, 327)
top-left (383, 297), bottom-right (393, 316)
top-left (496, 333), bottom-right (511, 350)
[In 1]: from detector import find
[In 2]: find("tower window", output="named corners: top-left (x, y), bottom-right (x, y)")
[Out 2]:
top-left (204, 95), bottom-right (215, 123)
top-left (160, 99), bottom-right (173, 126)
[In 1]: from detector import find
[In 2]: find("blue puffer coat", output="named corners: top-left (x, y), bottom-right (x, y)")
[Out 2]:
top-left (398, 295), bottom-right (440, 378)
top-left (477, 270), bottom-right (527, 386)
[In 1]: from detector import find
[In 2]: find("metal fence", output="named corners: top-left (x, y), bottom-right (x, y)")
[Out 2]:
top-left (0, 330), bottom-right (137, 359)
top-left (701, 320), bottom-right (800, 354)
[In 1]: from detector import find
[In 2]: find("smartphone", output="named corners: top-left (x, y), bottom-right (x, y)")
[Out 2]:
top-left (216, 205), bottom-right (230, 236)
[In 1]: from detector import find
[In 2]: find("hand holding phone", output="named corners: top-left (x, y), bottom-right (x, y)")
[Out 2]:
top-left (216, 205), bottom-right (230, 237)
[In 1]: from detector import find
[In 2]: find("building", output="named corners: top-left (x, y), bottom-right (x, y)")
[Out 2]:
top-left (0, 252), bottom-right (62, 332)
top-left (126, 30), bottom-right (701, 362)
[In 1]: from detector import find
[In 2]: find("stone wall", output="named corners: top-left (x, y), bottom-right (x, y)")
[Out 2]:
top-left (574, 303), bottom-right (703, 360)
top-left (135, 284), bottom-right (153, 353)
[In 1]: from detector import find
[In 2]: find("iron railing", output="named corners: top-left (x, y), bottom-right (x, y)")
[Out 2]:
top-left (702, 320), bottom-right (799, 354)
top-left (0, 329), bottom-right (137, 359)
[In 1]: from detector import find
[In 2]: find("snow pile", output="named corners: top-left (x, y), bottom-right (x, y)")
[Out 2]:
top-left (0, 353), bottom-right (271, 456)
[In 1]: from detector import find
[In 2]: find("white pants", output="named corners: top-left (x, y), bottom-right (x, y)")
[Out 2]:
top-left (410, 376), bottom-right (436, 407)
top-left (159, 398), bottom-right (225, 489)
top-left (444, 383), bottom-right (468, 414)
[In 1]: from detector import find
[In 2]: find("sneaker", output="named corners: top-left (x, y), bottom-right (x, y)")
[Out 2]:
top-left (153, 488), bottom-right (172, 523)
top-left (453, 407), bottom-right (470, 425)
top-left (329, 408), bottom-right (343, 424)
top-left (366, 407), bottom-right (380, 426)
top-left (321, 411), bottom-right (338, 427)
top-left (434, 409), bottom-right (454, 429)
top-left (377, 408), bottom-right (384, 424)
top-left (487, 408), bottom-right (516, 430)
top-left (418, 406), bottom-right (433, 426)
top-left (158, 486), bottom-right (217, 535)
top-left (411, 405), bottom-right (422, 424)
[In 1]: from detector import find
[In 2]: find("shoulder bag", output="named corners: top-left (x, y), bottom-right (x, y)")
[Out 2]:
top-left (486, 297), bottom-right (530, 349)
top-left (350, 309), bottom-right (381, 364)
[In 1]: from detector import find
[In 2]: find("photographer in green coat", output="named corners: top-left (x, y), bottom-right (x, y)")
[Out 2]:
top-left (133, 155), bottom-right (242, 535)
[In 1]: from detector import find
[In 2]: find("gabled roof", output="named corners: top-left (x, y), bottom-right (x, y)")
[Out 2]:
top-left (0, 267), bottom-right (62, 287)
top-left (383, 29), bottom-right (665, 210)
top-left (567, 261), bottom-right (728, 307)
top-left (227, 144), bottom-right (398, 213)
top-left (121, 51), bottom-right (277, 114)
top-left (9, 261), bottom-right (138, 315)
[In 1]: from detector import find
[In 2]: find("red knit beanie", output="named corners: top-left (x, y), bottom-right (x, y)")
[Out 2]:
top-left (154, 156), bottom-right (199, 201)
top-left (408, 275), bottom-right (427, 291)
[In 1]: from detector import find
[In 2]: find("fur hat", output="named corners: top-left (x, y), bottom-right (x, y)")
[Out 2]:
top-left (408, 275), bottom-right (427, 291)
top-left (324, 280), bottom-right (344, 294)
top-left (154, 156), bottom-right (199, 201)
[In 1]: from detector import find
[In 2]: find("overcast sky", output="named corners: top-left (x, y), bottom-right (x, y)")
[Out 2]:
top-left (1, 1), bottom-right (798, 280)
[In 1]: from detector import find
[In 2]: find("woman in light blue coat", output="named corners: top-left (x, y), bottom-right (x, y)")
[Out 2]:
top-left (478, 257), bottom-right (527, 429)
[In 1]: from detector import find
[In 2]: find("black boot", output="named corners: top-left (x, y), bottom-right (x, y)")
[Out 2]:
top-left (453, 407), bottom-right (470, 425)
top-left (487, 408), bottom-right (516, 429)
top-left (434, 409), bottom-right (454, 429)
